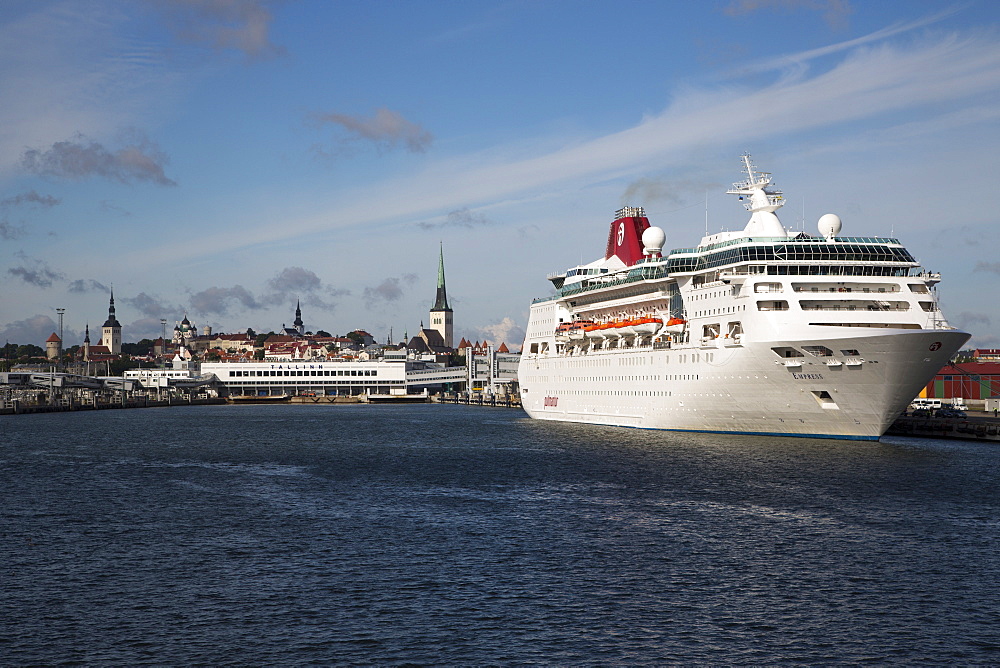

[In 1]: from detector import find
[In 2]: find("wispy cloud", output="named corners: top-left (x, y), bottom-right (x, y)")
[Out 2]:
top-left (473, 316), bottom-right (524, 349)
top-left (417, 207), bottom-right (492, 230)
top-left (154, 0), bottom-right (286, 60)
top-left (975, 262), bottom-right (1000, 276)
top-left (363, 274), bottom-right (419, 306)
top-left (723, 0), bottom-right (855, 31)
top-left (0, 3), bottom-right (181, 176)
top-left (312, 107), bottom-right (433, 154)
top-left (68, 279), bottom-right (110, 293)
top-left (189, 285), bottom-right (264, 316)
top-left (738, 7), bottom-right (961, 75)
top-left (0, 219), bottom-right (27, 240)
top-left (118, 16), bottom-right (1000, 270)
top-left (180, 267), bottom-right (346, 318)
top-left (21, 132), bottom-right (177, 186)
top-left (0, 314), bottom-right (60, 346)
top-left (952, 311), bottom-right (992, 330)
top-left (266, 266), bottom-right (322, 294)
top-left (1, 190), bottom-right (60, 207)
top-left (100, 201), bottom-right (132, 217)
top-left (622, 177), bottom-right (721, 207)
top-left (123, 291), bottom-right (181, 317)
top-left (7, 255), bottom-right (64, 288)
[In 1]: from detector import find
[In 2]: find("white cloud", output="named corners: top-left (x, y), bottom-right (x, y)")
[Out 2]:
top-left (474, 316), bottom-right (524, 349)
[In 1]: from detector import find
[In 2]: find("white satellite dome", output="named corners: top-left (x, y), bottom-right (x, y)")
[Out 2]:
top-left (818, 213), bottom-right (842, 240)
top-left (642, 226), bottom-right (666, 255)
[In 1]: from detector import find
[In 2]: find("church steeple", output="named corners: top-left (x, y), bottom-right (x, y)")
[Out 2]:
top-left (428, 243), bottom-right (454, 348)
top-left (100, 287), bottom-right (122, 354)
top-left (433, 243), bottom-right (451, 312)
top-left (293, 299), bottom-right (304, 335)
top-left (103, 287), bottom-right (121, 328)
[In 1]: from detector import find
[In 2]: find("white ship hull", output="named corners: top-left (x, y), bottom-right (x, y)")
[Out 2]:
top-left (520, 328), bottom-right (968, 440)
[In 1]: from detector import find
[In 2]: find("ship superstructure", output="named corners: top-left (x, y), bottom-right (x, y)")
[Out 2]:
top-left (518, 155), bottom-right (969, 440)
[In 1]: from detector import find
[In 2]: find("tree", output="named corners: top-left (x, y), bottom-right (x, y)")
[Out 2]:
top-left (121, 339), bottom-right (156, 356)
top-left (110, 359), bottom-right (139, 376)
top-left (345, 331), bottom-right (364, 346)
top-left (316, 330), bottom-right (331, 337)
top-left (16, 344), bottom-right (44, 360)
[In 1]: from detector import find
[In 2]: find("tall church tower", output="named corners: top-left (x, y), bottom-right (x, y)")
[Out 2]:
top-left (101, 288), bottom-right (122, 354)
top-left (293, 299), bottom-right (305, 336)
top-left (83, 324), bottom-right (91, 361)
top-left (429, 243), bottom-right (453, 348)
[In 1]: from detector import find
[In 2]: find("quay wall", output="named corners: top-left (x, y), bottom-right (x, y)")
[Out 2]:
top-left (1, 396), bottom-right (227, 416)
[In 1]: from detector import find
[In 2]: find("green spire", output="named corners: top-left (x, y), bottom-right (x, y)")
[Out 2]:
top-left (433, 242), bottom-right (451, 312)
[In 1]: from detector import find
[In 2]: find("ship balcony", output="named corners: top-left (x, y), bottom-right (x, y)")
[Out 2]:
top-left (799, 301), bottom-right (909, 312)
top-left (793, 284), bottom-right (899, 294)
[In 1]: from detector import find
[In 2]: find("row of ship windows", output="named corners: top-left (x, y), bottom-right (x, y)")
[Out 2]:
top-left (755, 301), bottom-right (931, 312)
top-left (545, 390), bottom-right (676, 397)
top-left (529, 374), bottom-right (703, 383)
top-left (753, 282), bottom-right (929, 294)
top-left (226, 379), bottom-right (404, 385)
top-left (230, 369), bottom-right (379, 377)
top-left (541, 352), bottom-right (715, 368)
top-left (693, 305), bottom-right (746, 318)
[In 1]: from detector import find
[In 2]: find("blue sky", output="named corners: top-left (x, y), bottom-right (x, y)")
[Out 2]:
top-left (2, 0), bottom-right (999, 350)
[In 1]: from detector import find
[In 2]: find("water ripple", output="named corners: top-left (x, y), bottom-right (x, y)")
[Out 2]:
top-left (1, 404), bottom-right (998, 664)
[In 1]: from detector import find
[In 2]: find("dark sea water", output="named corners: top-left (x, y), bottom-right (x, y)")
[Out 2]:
top-left (2, 404), bottom-right (999, 665)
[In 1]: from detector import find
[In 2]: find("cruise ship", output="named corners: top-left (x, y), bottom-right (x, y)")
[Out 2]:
top-left (517, 155), bottom-right (970, 440)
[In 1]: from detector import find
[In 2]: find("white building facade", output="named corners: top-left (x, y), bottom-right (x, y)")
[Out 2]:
top-left (201, 359), bottom-right (408, 396)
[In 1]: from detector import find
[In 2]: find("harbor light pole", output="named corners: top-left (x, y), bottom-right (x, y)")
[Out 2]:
top-left (55, 308), bottom-right (65, 368)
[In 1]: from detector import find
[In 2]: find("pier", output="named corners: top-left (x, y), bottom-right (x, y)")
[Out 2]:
top-left (1, 396), bottom-right (226, 415)
top-left (437, 392), bottom-right (522, 408)
top-left (886, 412), bottom-right (1000, 442)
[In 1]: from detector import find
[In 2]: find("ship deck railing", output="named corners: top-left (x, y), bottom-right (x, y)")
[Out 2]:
top-left (793, 286), bottom-right (900, 293)
top-left (799, 304), bottom-right (910, 311)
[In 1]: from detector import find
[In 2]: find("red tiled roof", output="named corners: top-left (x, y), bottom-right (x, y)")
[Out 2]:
top-left (944, 362), bottom-right (1000, 375)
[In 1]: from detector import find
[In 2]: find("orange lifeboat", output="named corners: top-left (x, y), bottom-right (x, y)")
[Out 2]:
top-left (632, 316), bottom-right (663, 335)
top-left (568, 320), bottom-right (594, 340)
top-left (664, 317), bottom-right (686, 333)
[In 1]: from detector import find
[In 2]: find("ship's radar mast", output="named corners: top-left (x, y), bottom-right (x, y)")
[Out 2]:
top-left (727, 154), bottom-right (785, 214)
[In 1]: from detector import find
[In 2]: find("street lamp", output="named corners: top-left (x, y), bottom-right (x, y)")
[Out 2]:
top-left (56, 308), bottom-right (65, 341)
top-left (55, 308), bottom-right (65, 367)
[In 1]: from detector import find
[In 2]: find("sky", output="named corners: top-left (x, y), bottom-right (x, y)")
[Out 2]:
top-left (1, 0), bottom-right (999, 351)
